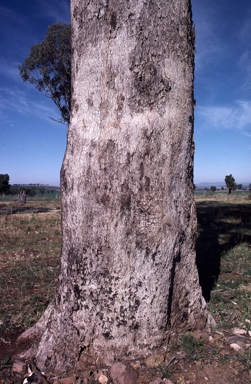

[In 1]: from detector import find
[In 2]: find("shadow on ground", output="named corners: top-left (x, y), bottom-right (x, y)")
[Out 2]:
top-left (196, 201), bottom-right (251, 301)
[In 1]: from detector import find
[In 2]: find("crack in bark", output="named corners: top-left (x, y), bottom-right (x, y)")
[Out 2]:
top-left (166, 251), bottom-right (181, 328)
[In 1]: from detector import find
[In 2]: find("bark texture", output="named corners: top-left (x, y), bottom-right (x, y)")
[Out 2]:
top-left (20, 0), bottom-right (208, 374)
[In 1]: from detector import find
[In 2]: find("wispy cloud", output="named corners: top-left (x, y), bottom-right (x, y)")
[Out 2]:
top-left (0, 6), bottom-right (45, 68)
top-left (193, 1), bottom-right (224, 72)
top-left (0, 59), bottom-right (21, 82)
top-left (0, 5), bottom-right (26, 27)
top-left (39, 0), bottom-right (70, 23)
top-left (196, 100), bottom-right (251, 137)
top-left (238, 48), bottom-right (251, 94)
top-left (194, 22), bottom-right (222, 72)
top-left (0, 86), bottom-right (59, 125)
top-left (239, 5), bottom-right (251, 43)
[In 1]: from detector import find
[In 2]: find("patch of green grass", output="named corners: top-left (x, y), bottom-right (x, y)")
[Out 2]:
top-left (209, 267), bottom-right (250, 328)
top-left (0, 256), bottom-right (59, 331)
top-left (237, 349), bottom-right (251, 374)
top-left (0, 356), bottom-right (11, 371)
top-left (179, 333), bottom-right (205, 360)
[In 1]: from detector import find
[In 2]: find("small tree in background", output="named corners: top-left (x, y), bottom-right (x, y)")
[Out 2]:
top-left (19, 23), bottom-right (71, 125)
top-left (0, 174), bottom-right (10, 195)
top-left (225, 174), bottom-right (236, 195)
top-left (210, 186), bottom-right (216, 192)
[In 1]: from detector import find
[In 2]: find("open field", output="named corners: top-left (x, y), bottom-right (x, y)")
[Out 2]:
top-left (0, 201), bottom-right (61, 334)
top-left (0, 194), bottom-right (250, 383)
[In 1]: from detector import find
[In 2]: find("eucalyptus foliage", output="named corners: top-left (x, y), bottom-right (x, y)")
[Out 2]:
top-left (19, 23), bottom-right (71, 125)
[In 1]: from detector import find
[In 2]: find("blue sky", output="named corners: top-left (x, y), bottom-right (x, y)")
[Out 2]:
top-left (0, 0), bottom-right (70, 186)
top-left (193, 0), bottom-right (251, 184)
top-left (0, 1), bottom-right (250, 186)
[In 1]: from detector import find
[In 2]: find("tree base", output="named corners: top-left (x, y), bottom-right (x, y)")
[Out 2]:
top-left (16, 299), bottom-right (211, 376)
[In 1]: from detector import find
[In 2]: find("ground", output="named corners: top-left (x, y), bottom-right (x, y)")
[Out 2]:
top-left (0, 193), bottom-right (250, 383)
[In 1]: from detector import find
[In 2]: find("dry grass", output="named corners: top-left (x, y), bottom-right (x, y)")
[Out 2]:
top-left (0, 201), bottom-right (61, 332)
top-left (0, 193), bottom-right (251, 383)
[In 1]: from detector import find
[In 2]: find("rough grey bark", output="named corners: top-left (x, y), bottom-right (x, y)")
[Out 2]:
top-left (19, 0), bottom-right (209, 375)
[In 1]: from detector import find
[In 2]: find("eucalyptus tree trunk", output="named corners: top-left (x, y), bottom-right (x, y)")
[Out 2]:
top-left (20, 0), bottom-right (208, 375)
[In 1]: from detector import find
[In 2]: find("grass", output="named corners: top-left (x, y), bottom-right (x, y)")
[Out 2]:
top-left (0, 201), bottom-right (61, 333)
top-left (179, 333), bottom-right (205, 360)
top-left (195, 194), bottom-right (251, 301)
top-left (0, 193), bottom-right (251, 383)
top-left (208, 241), bottom-right (251, 329)
top-left (195, 195), bottom-right (251, 366)
top-left (168, 193), bottom-right (251, 382)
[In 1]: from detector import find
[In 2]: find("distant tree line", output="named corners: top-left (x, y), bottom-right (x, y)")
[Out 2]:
top-left (9, 186), bottom-right (37, 197)
top-left (195, 175), bottom-right (250, 193)
top-left (0, 174), bottom-right (59, 197)
top-left (0, 178), bottom-right (36, 197)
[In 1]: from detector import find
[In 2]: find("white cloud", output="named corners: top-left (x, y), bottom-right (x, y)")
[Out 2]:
top-left (196, 100), bottom-right (251, 137)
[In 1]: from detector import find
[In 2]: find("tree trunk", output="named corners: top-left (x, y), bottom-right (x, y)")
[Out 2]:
top-left (19, 0), bottom-right (209, 375)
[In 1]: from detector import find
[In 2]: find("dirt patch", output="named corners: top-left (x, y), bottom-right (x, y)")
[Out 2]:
top-left (0, 331), bottom-right (250, 383)
top-left (0, 329), bottom-right (34, 383)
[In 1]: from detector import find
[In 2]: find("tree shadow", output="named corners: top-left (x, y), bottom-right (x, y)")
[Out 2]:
top-left (196, 201), bottom-right (251, 301)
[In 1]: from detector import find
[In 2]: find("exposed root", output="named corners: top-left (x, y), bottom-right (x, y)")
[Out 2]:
top-left (15, 303), bottom-right (54, 363)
